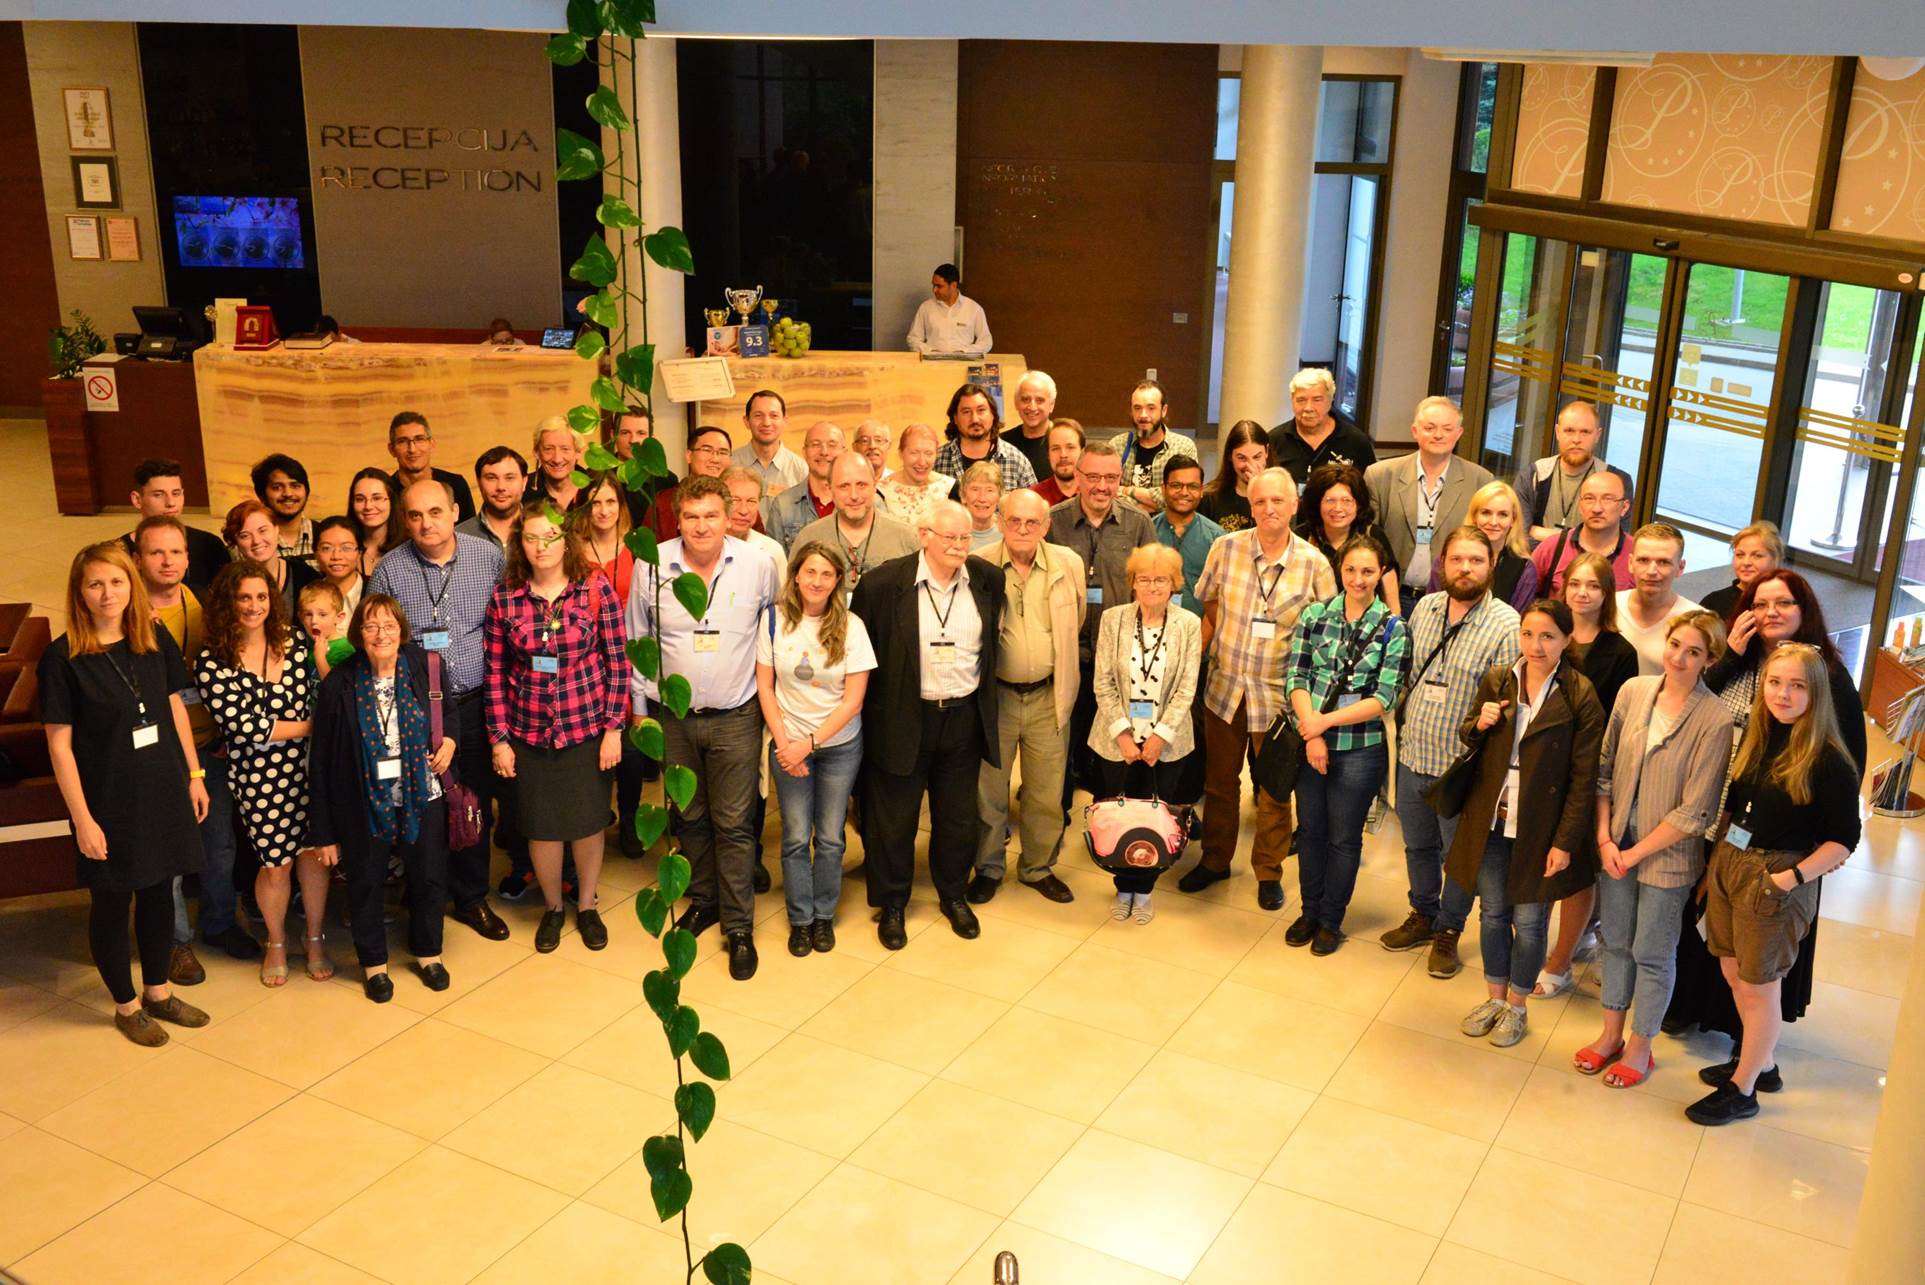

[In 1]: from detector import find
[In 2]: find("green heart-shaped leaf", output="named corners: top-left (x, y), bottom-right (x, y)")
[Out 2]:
top-left (658, 851), bottom-right (690, 904)
top-left (544, 33), bottom-right (588, 66)
top-left (585, 85), bottom-right (630, 131)
top-left (607, 0), bottom-right (655, 35)
top-left (675, 1082), bottom-right (716, 1142)
top-left (619, 455), bottom-right (650, 494)
top-left (626, 716), bottom-right (665, 760)
top-left (643, 226), bottom-right (695, 275)
top-left (567, 234), bottom-right (617, 287)
top-left (542, 501), bottom-right (566, 528)
top-left (624, 526), bottom-right (660, 566)
top-left (650, 1167), bottom-right (692, 1221)
top-left (566, 402), bottom-right (602, 433)
top-left (615, 342), bottom-right (655, 394)
top-left (582, 442), bottom-right (619, 470)
top-left (573, 330), bottom-right (605, 362)
top-left (637, 435), bottom-right (669, 478)
top-left (665, 1004), bottom-right (699, 1057)
top-left (672, 571), bottom-right (708, 620)
top-left (641, 1133), bottom-right (684, 1178)
top-left (701, 1244), bottom-right (751, 1285)
top-left (597, 195), bottom-right (641, 228)
top-left (634, 888), bottom-right (667, 936)
top-left (663, 762), bottom-right (696, 811)
top-left (660, 674), bottom-right (692, 719)
top-left (583, 290), bottom-right (619, 328)
top-left (634, 803), bottom-right (669, 847)
top-left (625, 636), bottom-right (660, 678)
top-left (642, 967), bottom-right (678, 1019)
top-left (564, 0), bottom-right (601, 37)
top-left (568, 469), bottom-right (591, 488)
top-left (554, 125), bottom-right (602, 176)
top-left (662, 927), bottom-right (697, 979)
top-left (688, 1030), bottom-right (731, 1081)
top-left (589, 377), bottom-right (627, 412)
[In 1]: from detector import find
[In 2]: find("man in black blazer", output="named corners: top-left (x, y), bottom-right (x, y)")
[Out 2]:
top-left (851, 499), bottom-right (1003, 950)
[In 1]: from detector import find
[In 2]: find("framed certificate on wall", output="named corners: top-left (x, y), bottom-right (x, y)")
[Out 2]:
top-left (66, 216), bottom-right (102, 261)
top-left (71, 155), bottom-right (119, 209)
top-left (63, 86), bottom-right (112, 151)
top-left (104, 216), bottom-right (140, 261)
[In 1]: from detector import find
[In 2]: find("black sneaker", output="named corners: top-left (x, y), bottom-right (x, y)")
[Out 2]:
top-left (534, 907), bottom-right (566, 953)
top-left (1685, 1081), bottom-right (1760, 1125)
top-left (1176, 864), bottom-right (1229, 894)
top-left (1697, 1059), bottom-right (1783, 1094)
top-left (787, 925), bottom-right (812, 957)
top-left (1379, 911), bottom-right (1435, 952)
top-left (497, 871), bottom-right (534, 901)
top-left (1283, 915), bottom-right (1317, 948)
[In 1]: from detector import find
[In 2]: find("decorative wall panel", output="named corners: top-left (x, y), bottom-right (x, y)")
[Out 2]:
top-left (1834, 58), bottom-right (1925, 243)
top-left (1512, 65), bottom-right (1594, 198)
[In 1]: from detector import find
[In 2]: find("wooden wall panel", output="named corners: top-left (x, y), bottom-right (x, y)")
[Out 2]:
top-left (0, 23), bottom-right (60, 413)
top-left (956, 40), bottom-right (1216, 433)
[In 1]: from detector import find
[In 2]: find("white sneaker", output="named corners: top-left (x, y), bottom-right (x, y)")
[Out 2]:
top-left (1111, 893), bottom-right (1132, 921)
top-left (1490, 1004), bottom-right (1530, 1048)
top-left (1132, 893), bottom-right (1155, 925)
top-left (1461, 998), bottom-right (1506, 1037)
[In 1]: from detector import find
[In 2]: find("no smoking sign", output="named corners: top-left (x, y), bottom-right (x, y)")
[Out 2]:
top-left (83, 368), bottom-right (118, 412)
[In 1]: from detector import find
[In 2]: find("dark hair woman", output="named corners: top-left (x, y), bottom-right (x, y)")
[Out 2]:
top-left (347, 468), bottom-right (407, 577)
top-left (1198, 419), bottom-right (1267, 533)
top-left (40, 543), bottom-right (212, 1045)
top-left (1297, 464), bottom-right (1400, 609)
top-left (307, 594), bottom-right (455, 1002)
top-left (223, 499), bottom-right (319, 617)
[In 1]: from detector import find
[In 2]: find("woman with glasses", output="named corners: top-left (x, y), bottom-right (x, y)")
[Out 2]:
top-left (347, 468), bottom-right (406, 577)
top-left (311, 516), bottom-right (367, 627)
top-left (1297, 464), bottom-right (1399, 610)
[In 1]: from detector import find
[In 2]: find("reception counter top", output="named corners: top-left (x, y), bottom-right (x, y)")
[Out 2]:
top-left (694, 350), bottom-right (1028, 469)
top-left (194, 342), bottom-right (596, 517)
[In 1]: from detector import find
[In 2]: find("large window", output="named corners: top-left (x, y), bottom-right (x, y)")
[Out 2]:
top-left (1432, 63), bottom-right (1498, 399)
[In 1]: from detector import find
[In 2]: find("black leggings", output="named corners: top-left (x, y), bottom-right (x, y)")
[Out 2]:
top-left (90, 880), bottom-right (175, 1004)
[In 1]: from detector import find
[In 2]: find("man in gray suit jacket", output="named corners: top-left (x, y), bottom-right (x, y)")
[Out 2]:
top-left (1363, 397), bottom-right (1492, 616)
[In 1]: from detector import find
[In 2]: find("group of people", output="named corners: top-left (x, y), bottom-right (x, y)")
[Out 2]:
top-left (41, 370), bottom-right (1866, 1131)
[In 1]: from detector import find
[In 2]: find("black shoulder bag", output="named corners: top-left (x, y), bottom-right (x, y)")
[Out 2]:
top-left (1255, 613), bottom-right (1392, 803)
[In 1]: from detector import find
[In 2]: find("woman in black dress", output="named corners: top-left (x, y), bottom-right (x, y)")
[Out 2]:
top-left (39, 543), bottom-right (212, 1046)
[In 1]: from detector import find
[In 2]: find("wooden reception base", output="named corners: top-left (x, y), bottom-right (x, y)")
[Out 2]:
top-left (194, 344), bottom-right (597, 517)
top-left (694, 351), bottom-right (1028, 469)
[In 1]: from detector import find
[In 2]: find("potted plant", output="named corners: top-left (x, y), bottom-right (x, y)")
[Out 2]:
top-left (49, 309), bottom-right (105, 379)
top-left (43, 309), bottom-right (107, 514)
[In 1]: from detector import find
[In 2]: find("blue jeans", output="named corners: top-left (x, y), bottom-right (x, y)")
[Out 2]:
top-left (771, 734), bottom-right (863, 925)
top-left (1473, 832), bottom-right (1550, 991)
top-left (173, 754), bottom-right (239, 944)
top-left (1395, 761), bottom-right (1472, 932)
top-left (1294, 741), bottom-right (1388, 930)
top-left (1597, 871), bottom-right (1692, 1038)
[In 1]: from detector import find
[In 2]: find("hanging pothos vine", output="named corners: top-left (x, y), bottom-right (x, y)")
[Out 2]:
top-left (545, 5), bottom-right (751, 1283)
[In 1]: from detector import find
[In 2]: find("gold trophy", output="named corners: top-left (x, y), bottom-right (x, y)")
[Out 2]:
top-left (725, 285), bottom-right (764, 327)
top-left (760, 299), bottom-right (780, 326)
top-left (703, 308), bottom-right (729, 329)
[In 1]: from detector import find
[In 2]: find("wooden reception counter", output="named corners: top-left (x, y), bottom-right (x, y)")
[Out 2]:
top-left (694, 350), bottom-right (1029, 463)
top-left (193, 343), bottom-right (597, 516)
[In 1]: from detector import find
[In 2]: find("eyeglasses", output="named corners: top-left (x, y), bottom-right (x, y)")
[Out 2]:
top-left (316, 542), bottom-right (359, 556)
top-left (925, 530), bottom-right (972, 547)
top-left (362, 621), bottom-right (401, 637)
top-left (1134, 576), bottom-right (1173, 588)
top-left (1164, 481), bottom-right (1202, 493)
top-left (1002, 517), bottom-right (1044, 531)
top-left (689, 444), bottom-right (731, 457)
top-left (392, 435), bottom-right (431, 448)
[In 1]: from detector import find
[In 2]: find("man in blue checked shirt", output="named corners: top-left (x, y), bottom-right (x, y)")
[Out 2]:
top-left (628, 474), bottom-right (780, 982)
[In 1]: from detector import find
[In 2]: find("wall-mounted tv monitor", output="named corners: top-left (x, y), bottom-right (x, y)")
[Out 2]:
top-left (173, 196), bottom-right (304, 269)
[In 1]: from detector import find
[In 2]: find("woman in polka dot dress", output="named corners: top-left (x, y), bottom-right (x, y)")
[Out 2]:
top-left (196, 560), bottom-right (327, 988)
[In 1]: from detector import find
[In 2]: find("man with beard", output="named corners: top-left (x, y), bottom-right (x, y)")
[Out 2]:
top-left (934, 383), bottom-right (1036, 492)
top-left (251, 453), bottom-right (316, 567)
top-left (764, 421), bottom-right (844, 550)
top-left (1518, 400), bottom-right (1635, 545)
top-left (1106, 379), bottom-right (1197, 515)
top-left (1378, 526), bottom-right (1521, 979)
top-left (1032, 421), bottom-right (1084, 507)
top-left (1267, 367), bottom-right (1376, 489)
top-left (1007, 370), bottom-right (1059, 482)
top-left (455, 445), bottom-right (529, 552)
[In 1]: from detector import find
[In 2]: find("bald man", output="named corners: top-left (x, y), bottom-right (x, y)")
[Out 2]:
top-left (970, 489), bottom-right (1086, 903)
top-left (764, 420), bottom-right (844, 549)
top-left (792, 453), bottom-right (920, 596)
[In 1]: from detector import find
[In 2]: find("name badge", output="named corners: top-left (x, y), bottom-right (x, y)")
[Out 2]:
top-left (1726, 822), bottom-right (1752, 851)
top-left (693, 631), bottom-right (721, 654)
top-left (131, 723), bottom-right (160, 750)
top-left (532, 655), bottom-right (560, 674)
top-left (1251, 619), bottom-right (1277, 641)
top-left (376, 756), bottom-right (402, 781)
top-left (1335, 693), bottom-right (1361, 709)
top-left (420, 630), bottom-right (451, 651)
top-left (928, 638), bottom-right (958, 670)
top-left (1423, 681), bottom-right (1447, 704)
top-left (1086, 586), bottom-right (1103, 605)
top-left (1416, 525), bottom-right (1434, 544)
top-left (1128, 699), bottom-right (1155, 722)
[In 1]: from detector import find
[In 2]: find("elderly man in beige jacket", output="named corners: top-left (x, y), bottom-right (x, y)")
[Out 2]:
top-left (970, 488), bottom-right (1087, 904)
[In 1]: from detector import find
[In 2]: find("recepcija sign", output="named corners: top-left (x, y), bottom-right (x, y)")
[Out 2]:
top-left (315, 124), bottom-right (544, 192)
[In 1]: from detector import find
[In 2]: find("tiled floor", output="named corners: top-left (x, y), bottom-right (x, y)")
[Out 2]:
top-left (0, 418), bottom-right (1913, 1283)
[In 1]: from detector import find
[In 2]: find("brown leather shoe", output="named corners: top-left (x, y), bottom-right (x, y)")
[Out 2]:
top-left (114, 1008), bottom-right (169, 1047)
top-left (142, 993), bottom-right (211, 1028)
top-left (452, 900), bottom-right (511, 941)
top-left (168, 943), bottom-right (206, 986)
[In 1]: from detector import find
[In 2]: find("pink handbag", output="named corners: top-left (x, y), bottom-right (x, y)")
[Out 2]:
top-left (1083, 792), bottom-right (1195, 874)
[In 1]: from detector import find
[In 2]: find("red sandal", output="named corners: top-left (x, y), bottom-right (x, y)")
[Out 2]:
top-left (1573, 1043), bottom-right (1624, 1075)
top-left (1604, 1054), bottom-right (1656, 1088)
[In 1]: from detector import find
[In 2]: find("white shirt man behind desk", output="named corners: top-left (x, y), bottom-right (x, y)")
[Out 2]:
top-left (907, 262), bottom-right (992, 355)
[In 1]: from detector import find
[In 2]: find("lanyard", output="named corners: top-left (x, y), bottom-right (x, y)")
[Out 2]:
top-left (376, 678), bottom-right (399, 750)
top-left (1417, 465), bottom-right (1447, 527)
top-left (1253, 554), bottom-right (1288, 616)
top-left (1133, 610), bottom-right (1168, 686)
top-left (841, 519), bottom-right (878, 581)
top-left (923, 576), bottom-right (961, 637)
top-left (1414, 611), bottom-right (1471, 686)
top-left (419, 551), bottom-right (457, 623)
top-left (101, 647), bottom-right (150, 721)
top-left (1550, 460), bottom-right (1595, 524)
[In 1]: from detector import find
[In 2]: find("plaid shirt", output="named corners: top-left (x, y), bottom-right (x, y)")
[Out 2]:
top-left (483, 575), bottom-right (629, 748)
top-left (1397, 589), bottom-right (1522, 776)
top-left (1195, 529), bottom-right (1336, 729)
top-left (934, 435), bottom-right (1037, 493)
top-left (368, 534), bottom-right (505, 695)
top-left (1284, 595), bottom-right (1410, 752)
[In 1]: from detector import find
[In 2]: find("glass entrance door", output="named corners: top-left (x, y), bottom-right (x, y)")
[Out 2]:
top-left (1332, 175), bottom-right (1379, 421)
top-left (1477, 232), bottom-right (1573, 480)
top-left (1559, 248), bottom-right (1665, 495)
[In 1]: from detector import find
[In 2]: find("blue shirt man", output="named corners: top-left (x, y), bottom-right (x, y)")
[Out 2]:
top-left (1151, 456), bottom-right (1224, 617)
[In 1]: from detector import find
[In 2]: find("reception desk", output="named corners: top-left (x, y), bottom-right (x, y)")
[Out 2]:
top-left (194, 343), bottom-right (597, 517)
top-left (694, 351), bottom-right (1028, 468)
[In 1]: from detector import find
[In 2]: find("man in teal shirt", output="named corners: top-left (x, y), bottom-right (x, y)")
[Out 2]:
top-left (1151, 456), bottom-right (1223, 615)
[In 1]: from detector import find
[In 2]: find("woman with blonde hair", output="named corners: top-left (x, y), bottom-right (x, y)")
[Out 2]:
top-left (879, 423), bottom-right (955, 529)
top-left (528, 415), bottom-right (582, 510)
top-left (1430, 480), bottom-right (1538, 609)
top-left (1687, 642), bottom-right (1860, 1125)
top-left (959, 460), bottom-right (1004, 550)
top-left (1701, 520), bottom-right (1784, 622)
top-left (756, 540), bottom-right (876, 954)
top-left (40, 543), bottom-right (211, 1044)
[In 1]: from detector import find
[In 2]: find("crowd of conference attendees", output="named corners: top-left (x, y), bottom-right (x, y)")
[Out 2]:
top-left (42, 365), bottom-right (1865, 1129)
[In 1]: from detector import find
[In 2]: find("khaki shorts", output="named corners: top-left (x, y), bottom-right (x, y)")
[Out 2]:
top-left (1704, 839), bottom-right (1819, 984)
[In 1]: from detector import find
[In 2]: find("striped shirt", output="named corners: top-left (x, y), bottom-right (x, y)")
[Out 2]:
top-left (367, 534), bottom-right (505, 695)
top-left (1284, 595), bottom-right (1411, 752)
top-left (1194, 529), bottom-right (1336, 729)
top-left (934, 435), bottom-right (1038, 493)
top-left (1595, 676), bottom-right (1732, 889)
top-left (626, 536), bottom-right (779, 712)
top-left (1397, 590), bottom-right (1521, 777)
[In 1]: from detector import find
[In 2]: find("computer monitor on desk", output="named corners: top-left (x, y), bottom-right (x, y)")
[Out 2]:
top-left (133, 306), bottom-right (200, 359)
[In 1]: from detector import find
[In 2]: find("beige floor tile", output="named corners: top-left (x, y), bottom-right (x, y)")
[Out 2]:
top-left (1095, 1048), bottom-right (1314, 1178)
top-left (562, 1000), bottom-right (787, 1097)
top-left (583, 1119), bottom-right (836, 1251)
top-left (940, 1005), bottom-right (1159, 1126)
top-left (163, 1094), bottom-right (425, 1238)
top-left (1374, 955), bottom-right (1571, 1062)
top-left (972, 862), bottom-right (1119, 940)
top-left (1263, 1097), bottom-right (1487, 1237)
top-left (1760, 1046), bottom-right (1890, 1151)
top-left (798, 967), bottom-right (1010, 1074)
top-left (228, 1241), bottom-right (386, 1284)
top-left (442, 1062), bottom-right (671, 1197)
top-left (1190, 1184), bottom-right (1438, 1284)
top-left (1323, 1022), bottom-right (1532, 1143)
top-left (0, 971), bottom-right (62, 1033)
top-left (1811, 918), bottom-right (1914, 999)
top-left (1420, 1242), bottom-right (1578, 1284)
top-left (187, 981), bottom-right (421, 1089)
top-left (1816, 865), bottom-right (1922, 935)
top-left (752, 1161), bottom-right (998, 1285)
top-left (1086, 890), bottom-right (1275, 977)
top-left (723, 1033), bottom-right (928, 1159)
top-left (677, 932), bottom-right (873, 1030)
top-left (819, 889), bottom-right (955, 963)
top-left (436, 952), bottom-right (642, 1058)
top-left (309, 1016), bottom-right (549, 1140)
top-left (1494, 1062), bottom-right (1705, 1198)
top-left (38, 1045), bottom-right (293, 1177)
top-left (297, 1145), bottom-right (568, 1285)
top-left (1776, 979), bottom-right (1900, 1069)
top-left (1682, 1121), bottom-right (1869, 1248)
top-left (883, 911), bottom-right (1079, 1001)
top-left (13, 1181), bottom-right (282, 1285)
top-left (1010, 1130), bottom-right (1251, 1279)
top-left (1224, 917), bottom-right (1419, 1016)
top-left (1166, 979), bottom-right (1370, 1092)
top-left (331, 923), bottom-right (535, 1016)
top-left (473, 1199), bottom-right (692, 1283)
top-left (0, 1000), bottom-right (168, 1121)
top-left (1447, 1147), bottom-right (1674, 1285)
top-left (1017, 940), bottom-right (1217, 1044)
top-left (0, 1110), bottom-right (23, 1142)
top-left (849, 1079), bottom-right (1086, 1215)
top-left (946, 1220), bottom-right (1180, 1284)
top-left (1653, 1201), bottom-right (1850, 1284)
top-left (0, 893), bottom-right (101, 999)
top-left (0, 1126), bottom-right (146, 1264)
top-left (544, 890), bottom-right (665, 980)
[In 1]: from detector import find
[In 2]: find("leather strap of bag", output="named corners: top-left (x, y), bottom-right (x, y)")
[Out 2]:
top-left (425, 649), bottom-right (455, 792)
top-left (1319, 615), bottom-right (1391, 716)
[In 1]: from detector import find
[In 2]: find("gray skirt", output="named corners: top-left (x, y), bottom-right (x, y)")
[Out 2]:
top-left (512, 737), bottom-right (614, 841)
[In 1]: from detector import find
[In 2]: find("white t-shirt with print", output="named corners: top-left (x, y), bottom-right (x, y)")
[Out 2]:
top-left (756, 611), bottom-right (877, 748)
